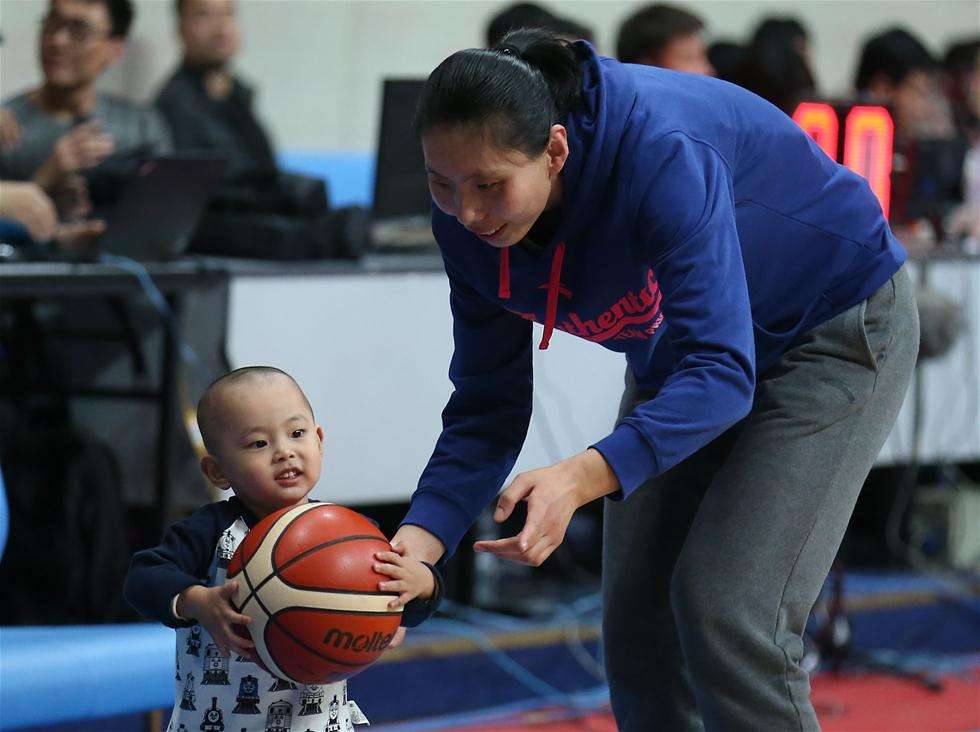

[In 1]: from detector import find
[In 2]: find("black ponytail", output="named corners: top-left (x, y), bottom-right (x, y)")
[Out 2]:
top-left (415, 28), bottom-right (584, 157)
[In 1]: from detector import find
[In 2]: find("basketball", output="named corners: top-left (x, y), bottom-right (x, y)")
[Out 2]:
top-left (227, 503), bottom-right (402, 685)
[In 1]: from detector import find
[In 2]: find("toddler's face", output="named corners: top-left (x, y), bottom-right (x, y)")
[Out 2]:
top-left (208, 376), bottom-right (323, 517)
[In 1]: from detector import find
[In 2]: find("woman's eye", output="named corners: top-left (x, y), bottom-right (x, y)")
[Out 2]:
top-left (478, 181), bottom-right (500, 190)
top-left (291, 429), bottom-right (305, 438)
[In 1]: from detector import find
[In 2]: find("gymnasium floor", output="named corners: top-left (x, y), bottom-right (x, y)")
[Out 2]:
top-left (372, 570), bottom-right (980, 731)
top-left (370, 667), bottom-right (980, 731)
top-left (9, 571), bottom-right (980, 731)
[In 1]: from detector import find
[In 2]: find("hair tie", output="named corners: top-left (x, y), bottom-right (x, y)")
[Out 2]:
top-left (497, 44), bottom-right (522, 59)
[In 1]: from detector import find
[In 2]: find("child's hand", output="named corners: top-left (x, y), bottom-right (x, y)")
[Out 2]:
top-left (177, 581), bottom-right (255, 659)
top-left (374, 550), bottom-right (435, 610)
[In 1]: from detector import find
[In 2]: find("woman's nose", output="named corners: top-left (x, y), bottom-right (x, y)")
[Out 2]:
top-left (455, 192), bottom-right (483, 227)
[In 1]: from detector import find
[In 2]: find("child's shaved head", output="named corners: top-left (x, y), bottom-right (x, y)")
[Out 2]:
top-left (197, 367), bottom-right (314, 455)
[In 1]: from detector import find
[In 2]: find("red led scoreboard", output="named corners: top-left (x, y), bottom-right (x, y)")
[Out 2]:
top-left (792, 102), bottom-right (895, 219)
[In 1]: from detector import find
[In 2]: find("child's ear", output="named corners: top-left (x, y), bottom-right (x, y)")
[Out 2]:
top-left (315, 425), bottom-right (325, 454)
top-left (201, 455), bottom-right (231, 490)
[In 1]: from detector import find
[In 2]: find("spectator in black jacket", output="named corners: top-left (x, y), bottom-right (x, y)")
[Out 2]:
top-left (155, 0), bottom-right (365, 259)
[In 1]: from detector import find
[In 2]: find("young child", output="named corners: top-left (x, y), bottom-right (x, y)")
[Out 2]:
top-left (125, 366), bottom-right (442, 732)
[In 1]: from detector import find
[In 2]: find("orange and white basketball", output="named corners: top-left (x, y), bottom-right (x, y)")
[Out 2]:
top-left (227, 503), bottom-right (402, 684)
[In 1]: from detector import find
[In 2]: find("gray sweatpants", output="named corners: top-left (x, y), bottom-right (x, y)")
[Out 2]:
top-left (602, 265), bottom-right (919, 731)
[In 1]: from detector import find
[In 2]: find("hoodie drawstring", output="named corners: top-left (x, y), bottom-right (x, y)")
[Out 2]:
top-left (497, 242), bottom-right (566, 350)
top-left (539, 242), bottom-right (566, 350)
top-left (498, 247), bottom-right (511, 299)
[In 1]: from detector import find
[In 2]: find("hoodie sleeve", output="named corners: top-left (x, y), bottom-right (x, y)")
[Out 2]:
top-left (401, 255), bottom-right (534, 558)
top-left (591, 132), bottom-right (756, 497)
top-left (400, 561), bottom-right (445, 627)
top-left (123, 504), bottom-right (223, 628)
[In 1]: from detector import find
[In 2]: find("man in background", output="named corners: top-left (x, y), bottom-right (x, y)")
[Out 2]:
top-left (0, 0), bottom-right (170, 225)
top-left (156, 0), bottom-right (362, 259)
top-left (615, 3), bottom-right (714, 76)
top-left (856, 28), bottom-right (966, 234)
top-left (156, 0), bottom-right (276, 192)
top-left (856, 28), bottom-right (953, 141)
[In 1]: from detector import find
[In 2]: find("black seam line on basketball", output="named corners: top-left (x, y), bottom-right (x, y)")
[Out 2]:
top-left (252, 534), bottom-right (391, 598)
top-left (233, 506), bottom-right (301, 607)
top-left (241, 563), bottom-right (280, 633)
top-left (268, 607), bottom-right (400, 668)
top-left (237, 563), bottom-right (260, 610)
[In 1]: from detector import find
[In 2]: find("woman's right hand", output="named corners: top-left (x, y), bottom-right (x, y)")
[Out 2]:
top-left (390, 524), bottom-right (445, 565)
top-left (386, 524), bottom-right (445, 648)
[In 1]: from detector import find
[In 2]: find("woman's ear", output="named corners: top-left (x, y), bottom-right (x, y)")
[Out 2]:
top-left (547, 124), bottom-right (570, 176)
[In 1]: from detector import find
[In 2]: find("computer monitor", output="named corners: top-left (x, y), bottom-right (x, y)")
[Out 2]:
top-left (100, 155), bottom-right (227, 260)
top-left (371, 79), bottom-right (435, 248)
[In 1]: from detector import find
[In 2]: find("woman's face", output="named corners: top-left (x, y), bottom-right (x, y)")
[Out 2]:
top-left (422, 123), bottom-right (568, 248)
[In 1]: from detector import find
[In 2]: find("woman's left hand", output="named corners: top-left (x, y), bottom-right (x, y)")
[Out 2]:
top-left (473, 448), bottom-right (620, 566)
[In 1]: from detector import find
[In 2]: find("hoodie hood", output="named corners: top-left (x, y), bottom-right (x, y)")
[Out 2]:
top-left (558, 42), bottom-right (637, 242)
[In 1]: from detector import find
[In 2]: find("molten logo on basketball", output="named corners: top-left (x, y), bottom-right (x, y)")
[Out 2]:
top-left (322, 628), bottom-right (394, 653)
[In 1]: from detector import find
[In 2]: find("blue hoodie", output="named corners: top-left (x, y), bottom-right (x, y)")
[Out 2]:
top-left (403, 44), bottom-right (906, 556)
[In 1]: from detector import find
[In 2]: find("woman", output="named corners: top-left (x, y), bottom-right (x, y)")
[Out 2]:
top-left (390, 30), bottom-right (918, 730)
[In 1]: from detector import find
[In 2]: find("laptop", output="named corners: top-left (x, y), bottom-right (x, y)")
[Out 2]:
top-left (99, 155), bottom-right (227, 261)
top-left (370, 79), bottom-right (436, 249)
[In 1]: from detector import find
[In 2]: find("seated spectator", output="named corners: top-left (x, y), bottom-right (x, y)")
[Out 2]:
top-left (156, 0), bottom-right (363, 259)
top-left (943, 38), bottom-right (980, 241)
top-left (615, 3), bottom-right (714, 75)
top-left (0, 0), bottom-right (171, 219)
top-left (157, 0), bottom-right (273, 196)
top-left (856, 28), bottom-right (954, 140)
top-left (944, 37), bottom-right (980, 139)
top-left (708, 40), bottom-right (746, 83)
top-left (485, 2), bottom-right (592, 47)
top-left (733, 18), bottom-right (816, 115)
top-left (856, 28), bottom-right (966, 236)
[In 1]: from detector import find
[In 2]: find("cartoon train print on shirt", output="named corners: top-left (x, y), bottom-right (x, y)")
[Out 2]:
top-left (202, 643), bottom-right (231, 685)
top-left (200, 696), bottom-right (225, 731)
top-left (264, 699), bottom-right (293, 732)
top-left (298, 685), bottom-right (323, 716)
top-left (180, 671), bottom-right (197, 711)
top-left (186, 626), bottom-right (202, 656)
top-left (268, 677), bottom-right (296, 692)
top-left (233, 674), bottom-right (261, 715)
top-left (217, 529), bottom-right (236, 569)
top-left (325, 695), bottom-right (341, 732)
